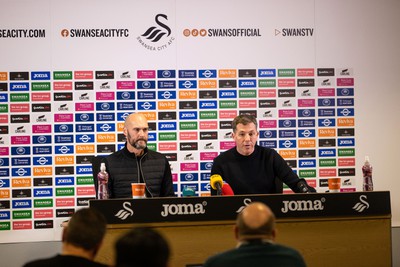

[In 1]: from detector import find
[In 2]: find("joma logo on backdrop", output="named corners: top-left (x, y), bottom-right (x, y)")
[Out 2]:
top-left (137, 14), bottom-right (175, 51)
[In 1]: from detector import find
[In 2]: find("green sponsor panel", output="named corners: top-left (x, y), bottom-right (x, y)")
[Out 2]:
top-left (159, 132), bottom-right (177, 141)
top-left (34, 198), bottom-right (53, 208)
top-left (277, 69), bottom-right (296, 77)
top-left (258, 79), bottom-right (276, 87)
top-left (53, 71), bottom-right (73, 80)
top-left (12, 210), bottom-right (32, 219)
top-left (77, 176), bottom-right (94, 185)
top-left (319, 158), bottom-right (337, 167)
top-left (219, 100), bottom-right (237, 109)
top-left (239, 90), bottom-right (257, 98)
top-left (199, 111), bottom-right (218, 119)
top-left (147, 143), bottom-right (157, 151)
top-left (338, 148), bottom-right (355, 157)
top-left (56, 187), bottom-right (75, 196)
top-left (10, 93), bottom-right (29, 102)
top-left (179, 121), bottom-right (198, 130)
top-left (299, 169), bottom-right (317, 178)
top-left (0, 104), bottom-right (8, 113)
top-left (31, 82), bottom-right (51, 91)
top-left (0, 222), bottom-right (11, 231)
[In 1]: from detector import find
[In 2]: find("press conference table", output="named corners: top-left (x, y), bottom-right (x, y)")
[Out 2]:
top-left (90, 191), bottom-right (392, 267)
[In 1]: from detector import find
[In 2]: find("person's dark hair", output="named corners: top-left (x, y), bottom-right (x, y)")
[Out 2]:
top-left (63, 208), bottom-right (107, 250)
top-left (232, 115), bottom-right (258, 132)
top-left (115, 227), bottom-right (170, 267)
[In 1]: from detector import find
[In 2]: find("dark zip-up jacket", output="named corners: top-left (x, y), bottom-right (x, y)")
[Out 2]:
top-left (104, 144), bottom-right (175, 198)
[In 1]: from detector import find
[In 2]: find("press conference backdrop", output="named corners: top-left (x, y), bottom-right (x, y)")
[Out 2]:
top-left (0, 0), bottom-right (399, 244)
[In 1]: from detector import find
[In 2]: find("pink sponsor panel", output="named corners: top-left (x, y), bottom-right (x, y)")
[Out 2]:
top-left (278, 109), bottom-right (296, 118)
top-left (77, 187), bottom-right (96, 196)
top-left (117, 81), bottom-right (135, 89)
top-left (0, 115), bottom-right (8, 123)
top-left (180, 162), bottom-right (199, 171)
top-left (96, 91), bottom-right (115, 100)
top-left (319, 169), bottom-right (337, 177)
top-left (318, 88), bottom-right (335, 96)
top-left (220, 141), bottom-right (235, 150)
top-left (258, 89), bottom-right (276, 98)
top-left (239, 100), bottom-right (257, 108)
top-left (10, 104), bottom-right (29, 112)
top-left (259, 120), bottom-right (277, 128)
top-left (56, 198), bottom-right (76, 207)
top-left (137, 70), bottom-right (156, 79)
top-left (75, 102), bottom-right (94, 111)
top-left (11, 136), bottom-right (30, 145)
top-left (340, 188), bottom-right (356, 192)
top-left (200, 121), bottom-right (218, 129)
top-left (13, 221), bottom-right (32, 230)
top-left (0, 147), bottom-right (9, 155)
top-left (200, 152), bottom-right (218, 161)
top-left (298, 99), bottom-right (315, 107)
top-left (53, 82), bottom-right (73, 90)
top-left (31, 93), bottom-right (51, 102)
top-left (337, 78), bottom-right (354, 86)
top-left (158, 142), bottom-right (178, 151)
top-left (74, 70), bottom-right (94, 79)
top-left (34, 209), bottom-right (54, 219)
top-left (297, 68), bottom-right (315, 76)
top-left (219, 110), bottom-right (237, 119)
top-left (54, 114), bottom-right (74, 122)
top-left (338, 158), bottom-right (356, 166)
top-left (278, 78), bottom-right (296, 87)
top-left (179, 132), bottom-right (198, 140)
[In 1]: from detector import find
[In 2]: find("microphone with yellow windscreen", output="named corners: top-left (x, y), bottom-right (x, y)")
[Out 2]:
top-left (210, 174), bottom-right (223, 195)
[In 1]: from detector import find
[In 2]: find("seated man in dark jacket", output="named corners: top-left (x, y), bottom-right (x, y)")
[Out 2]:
top-left (211, 115), bottom-right (316, 195)
top-left (203, 202), bottom-right (307, 267)
top-left (104, 112), bottom-right (175, 198)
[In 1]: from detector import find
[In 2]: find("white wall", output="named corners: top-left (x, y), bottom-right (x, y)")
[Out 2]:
top-left (314, 0), bottom-right (400, 225)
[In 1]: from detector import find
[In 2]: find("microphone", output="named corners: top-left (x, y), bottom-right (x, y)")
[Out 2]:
top-left (182, 187), bottom-right (196, 197)
top-left (210, 174), bottom-right (223, 195)
top-left (221, 183), bottom-right (234, 196)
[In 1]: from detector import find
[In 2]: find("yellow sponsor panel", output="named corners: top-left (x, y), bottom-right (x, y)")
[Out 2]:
top-left (117, 122), bottom-right (124, 132)
top-left (0, 72), bottom-right (8, 81)
top-left (12, 178), bottom-right (31, 187)
top-left (318, 128), bottom-right (336, 137)
top-left (179, 90), bottom-right (197, 99)
top-left (337, 118), bottom-right (355, 126)
top-left (158, 101), bottom-right (176, 110)
top-left (55, 155), bottom-right (74, 165)
top-left (0, 189), bottom-right (10, 198)
top-left (279, 150), bottom-right (297, 159)
top-left (33, 167), bottom-right (52, 176)
top-left (199, 80), bottom-right (217, 88)
top-left (96, 133), bottom-right (116, 143)
top-left (139, 112), bottom-right (156, 121)
top-left (299, 139), bottom-right (316, 148)
top-left (218, 69), bottom-right (237, 78)
top-left (76, 144), bottom-right (95, 154)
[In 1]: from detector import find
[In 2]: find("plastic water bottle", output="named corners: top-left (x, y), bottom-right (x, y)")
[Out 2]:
top-left (97, 162), bottom-right (109, 199)
top-left (362, 156), bottom-right (373, 191)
